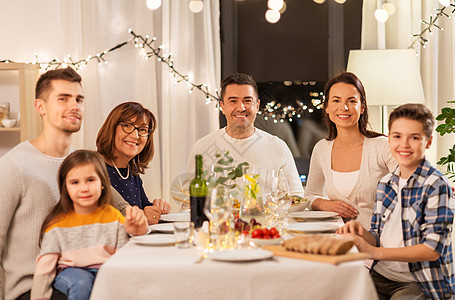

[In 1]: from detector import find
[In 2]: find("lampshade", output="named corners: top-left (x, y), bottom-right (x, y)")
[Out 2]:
top-left (346, 49), bottom-right (425, 105)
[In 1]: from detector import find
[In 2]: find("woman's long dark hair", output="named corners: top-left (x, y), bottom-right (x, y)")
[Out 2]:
top-left (39, 150), bottom-right (113, 245)
top-left (323, 72), bottom-right (383, 140)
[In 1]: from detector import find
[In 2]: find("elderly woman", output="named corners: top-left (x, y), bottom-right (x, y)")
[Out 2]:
top-left (97, 101), bottom-right (171, 224)
top-left (304, 72), bottom-right (397, 229)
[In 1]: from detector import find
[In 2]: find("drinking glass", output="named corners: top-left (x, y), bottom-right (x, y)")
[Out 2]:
top-left (239, 166), bottom-right (264, 224)
top-left (262, 169), bottom-right (280, 228)
top-left (173, 222), bottom-right (194, 248)
top-left (275, 169), bottom-right (291, 233)
top-left (204, 186), bottom-right (233, 248)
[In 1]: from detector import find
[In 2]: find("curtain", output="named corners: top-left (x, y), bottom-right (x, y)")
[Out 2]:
top-left (70, 0), bottom-right (220, 209)
top-left (361, 0), bottom-right (455, 166)
top-left (0, 0), bottom-right (220, 210)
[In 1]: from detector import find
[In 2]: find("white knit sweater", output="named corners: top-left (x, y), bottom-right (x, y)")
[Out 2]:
top-left (186, 128), bottom-right (304, 196)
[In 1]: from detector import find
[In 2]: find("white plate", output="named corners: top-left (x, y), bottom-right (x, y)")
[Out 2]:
top-left (149, 223), bottom-right (174, 233)
top-left (210, 249), bottom-right (274, 262)
top-left (160, 212), bottom-right (190, 222)
top-left (287, 222), bottom-right (339, 233)
top-left (289, 211), bottom-right (338, 220)
top-left (250, 237), bottom-right (283, 246)
top-left (131, 234), bottom-right (175, 246)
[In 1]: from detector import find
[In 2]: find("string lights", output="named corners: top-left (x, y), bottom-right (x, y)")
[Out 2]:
top-left (409, 2), bottom-right (455, 49)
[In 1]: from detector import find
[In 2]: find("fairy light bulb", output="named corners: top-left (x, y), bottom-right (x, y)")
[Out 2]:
top-left (374, 8), bottom-right (389, 23)
top-left (265, 9), bottom-right (281, 23)
top-left (268, 0), bottom-right (284, 10)
top-left (146, 0), bottom-right (161, 10)
top-left (189, 0), bottom-right (204, 13)
top-left (439, 0), bottom-right (450, 7)
top-left (382, 3), bottom-right (396, 16)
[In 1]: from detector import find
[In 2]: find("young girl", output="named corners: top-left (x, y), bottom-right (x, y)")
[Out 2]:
top-left (31, 150), bottom-right (148, 300)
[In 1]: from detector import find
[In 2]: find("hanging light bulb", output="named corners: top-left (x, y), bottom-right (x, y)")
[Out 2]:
top-left (268, 0), bottom-right (284, 10)
top-left (439, 0), bottom-right (450, 7)
top-left (313, 0), bottom-right (326, 4)
top-left (374, 8), bottom-right (389, 23)
top-left (265, 9), bottom-right (281, 23)
top-left (146, 0), bottom-right (161, 10)
top-left (189, 0), bottom-right (204, 13)
top-left (334, 0), bottom-right (346, 3)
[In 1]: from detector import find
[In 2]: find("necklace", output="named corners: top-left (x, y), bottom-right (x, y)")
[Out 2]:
top-left (111, 160), bottom-right (130, 180)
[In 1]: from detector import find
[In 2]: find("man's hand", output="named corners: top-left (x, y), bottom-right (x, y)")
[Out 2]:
top-left (124, 206), bottom-right (148, 236)
top-left (144, 206), bottom-right (161, 225)
top-left (153, 199), bottom-right (172, 214)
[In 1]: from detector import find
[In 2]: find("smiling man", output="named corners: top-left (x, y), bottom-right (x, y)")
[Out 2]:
top-left (0, 67), bottom-right (84, 300)
top-left (186, 73), bottom-right (303, 197)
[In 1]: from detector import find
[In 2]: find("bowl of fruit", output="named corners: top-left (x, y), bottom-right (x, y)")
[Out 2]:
top-left (288, 195), bottom-right (310, 213)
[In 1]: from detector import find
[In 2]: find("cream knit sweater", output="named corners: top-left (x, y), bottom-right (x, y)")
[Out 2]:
top-left (0, 141), bottom-right (68, 300)
top-left (304, 136), bottom-right (397, 229)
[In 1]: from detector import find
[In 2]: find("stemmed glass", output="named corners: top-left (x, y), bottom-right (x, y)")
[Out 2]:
top-left (204, 186), bottom-right (233, 249)
top-left (262, 169), bottom-right (279, 227)
top-left (275, 169), bottom-right (291, 233)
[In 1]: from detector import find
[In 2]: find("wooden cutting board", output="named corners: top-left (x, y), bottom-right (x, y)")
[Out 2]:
top-left (262, 245), bottom-right (370, 265)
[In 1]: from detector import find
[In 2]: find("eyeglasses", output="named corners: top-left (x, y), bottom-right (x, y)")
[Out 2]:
top-left (118, 122), bottom-right (151, 137)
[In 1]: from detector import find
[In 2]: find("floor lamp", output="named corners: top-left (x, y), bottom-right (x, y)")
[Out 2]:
top-left (346, 49), bottom-right (425, 134)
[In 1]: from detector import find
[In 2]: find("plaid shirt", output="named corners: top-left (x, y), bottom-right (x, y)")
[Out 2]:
top-left (370, 158), bottom-right (455, 299)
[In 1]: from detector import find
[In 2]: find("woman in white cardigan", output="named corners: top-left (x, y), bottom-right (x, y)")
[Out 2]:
top-left (304, 72), bottom-right (397, 229)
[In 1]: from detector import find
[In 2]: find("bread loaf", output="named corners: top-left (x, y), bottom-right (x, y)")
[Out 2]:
top-left (282, 234), bottom-right (353, 255)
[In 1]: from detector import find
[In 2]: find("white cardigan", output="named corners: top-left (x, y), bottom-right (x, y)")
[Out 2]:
top-left (304, 136), bottom-right (397, 229)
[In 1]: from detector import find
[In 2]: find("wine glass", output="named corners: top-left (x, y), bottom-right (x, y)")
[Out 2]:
top-left (275, 169), bottom-right (291, 233)
top-left (204, 186), bottom-right (233, 248)
top-left (262, 169), bottom-right (279, 227)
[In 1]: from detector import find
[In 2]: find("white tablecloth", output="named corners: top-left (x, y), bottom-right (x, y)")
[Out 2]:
top-left (91, 218), bottom-right (378, 300)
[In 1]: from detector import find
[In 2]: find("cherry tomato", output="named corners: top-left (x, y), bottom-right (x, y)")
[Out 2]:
top-left (251, 228), bottom-right (263, 238)
top-left (242, 230), bottom-right (249, 236)
top-left (272, 234), bottom-right (281, 239)
top-left (270, 228), bottom-right (278, 236)
top-left (262, 228), bottom-right (270, 237)
top-left (263, 235), bottom-right (271, 239)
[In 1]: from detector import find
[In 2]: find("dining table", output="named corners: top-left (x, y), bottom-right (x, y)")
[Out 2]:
top-left (90, 212), bottom-right (378, 300)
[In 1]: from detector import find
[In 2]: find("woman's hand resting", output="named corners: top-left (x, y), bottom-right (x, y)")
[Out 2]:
top-left (312, 198), bottom-right (358, 219)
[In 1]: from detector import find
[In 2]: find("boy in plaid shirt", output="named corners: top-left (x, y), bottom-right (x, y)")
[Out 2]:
top-left (338, 103), bottom-right (455, 299)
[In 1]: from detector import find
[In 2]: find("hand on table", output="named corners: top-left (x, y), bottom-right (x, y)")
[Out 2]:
top-left (144, 206), bottom-right (161, 225)
top-left (153, 198), bottom-right (172, 214)
top-left (316, 199), bottom-right (358, 219)
top-left (124, 206), bottom-right (148, 236)
top-left (336, 220), bottom-right (365, 236)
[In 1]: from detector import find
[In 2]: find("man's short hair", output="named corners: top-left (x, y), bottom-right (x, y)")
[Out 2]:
top-left (388, 103), bottom-right (435, 138)
top-left (220, 73), bottom-right (258, 102)
top-left (35, 67), bottom-right (82, 100)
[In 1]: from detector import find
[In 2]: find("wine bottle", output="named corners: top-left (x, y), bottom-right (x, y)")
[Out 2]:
top-left (190, 154), bottom-right (208, 228)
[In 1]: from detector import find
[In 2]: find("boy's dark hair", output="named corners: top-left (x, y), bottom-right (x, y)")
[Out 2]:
top-left (220, 73), bottom-right (258, 102)
top-left (35, 67), bottom-right (82, 100)
top-left (388, 103), bottom-right (435, 138)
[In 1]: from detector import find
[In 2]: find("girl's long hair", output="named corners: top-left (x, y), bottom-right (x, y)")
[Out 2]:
top-left (323, 72), bottom-right (383, 140)
top-left (39, 150), bottom-right (113, 245)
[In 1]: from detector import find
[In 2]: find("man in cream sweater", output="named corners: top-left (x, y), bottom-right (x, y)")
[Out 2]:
top-left (187, 73), bottom-right (303, 196)
top-left (0, 67), bottom-right (84, 300)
